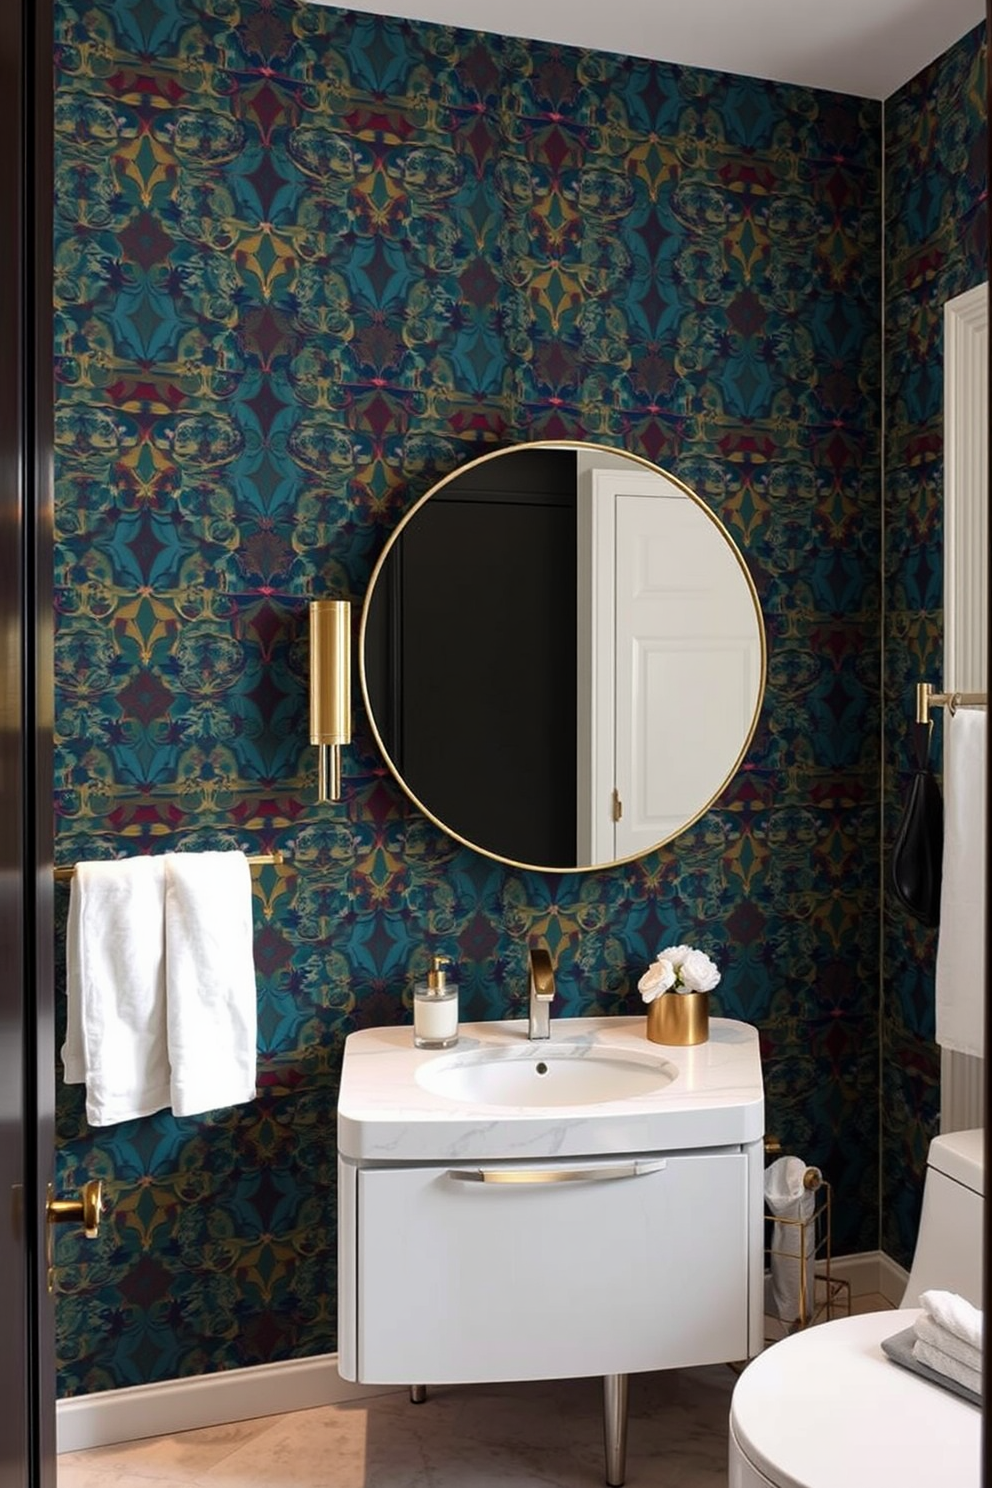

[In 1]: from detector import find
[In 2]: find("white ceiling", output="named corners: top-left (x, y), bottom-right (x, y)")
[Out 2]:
top-left (307, 0), bottom-right (984, 99)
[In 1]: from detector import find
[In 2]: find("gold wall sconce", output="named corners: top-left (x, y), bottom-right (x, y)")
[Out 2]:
top-left (309, 599), bottom-right (351, 802)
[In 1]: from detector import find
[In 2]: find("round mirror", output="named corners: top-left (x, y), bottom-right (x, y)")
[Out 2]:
top-left (360, 442), bottom-right (766, 872)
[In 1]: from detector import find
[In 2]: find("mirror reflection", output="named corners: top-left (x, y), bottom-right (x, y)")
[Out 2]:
top-left (361, 443), bottom-right (766, 870)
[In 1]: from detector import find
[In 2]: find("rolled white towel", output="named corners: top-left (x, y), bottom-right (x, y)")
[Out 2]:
top-left (764, 1156), bottom-right (819, 1324)
top-left (919, 1288), bottom-right (983, 1352)
top-left (914, 1312), bottom-right (982, 1375)
top-left (912, 1336), bottom-right (982, 1397)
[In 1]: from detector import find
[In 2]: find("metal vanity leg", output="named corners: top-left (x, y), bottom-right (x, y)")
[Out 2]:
top-left (410, 1385), bottom-right (427, 1404)
top-left (602, 1373), bottom-right (629, 1487)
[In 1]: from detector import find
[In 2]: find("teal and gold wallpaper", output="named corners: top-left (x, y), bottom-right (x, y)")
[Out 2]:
top-left (51, 0), bottom-right (983, 1394)
top-left (881, 31), bottom-right (988, 1262)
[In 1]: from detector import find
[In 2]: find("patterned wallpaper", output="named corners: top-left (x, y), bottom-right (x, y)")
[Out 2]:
top-left (881, 29), bottom-right (988, 1265)
top-left (48, 0), bottom-right (975, 1396)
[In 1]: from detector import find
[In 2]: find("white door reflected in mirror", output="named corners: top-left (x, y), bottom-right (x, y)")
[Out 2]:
top-left (578, 471), bottom-right (763, 862)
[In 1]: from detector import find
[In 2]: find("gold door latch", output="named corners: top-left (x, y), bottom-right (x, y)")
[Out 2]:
top-left (46, 1179), bottom-right (104, 1293)
top-left (612, 788), bottom-right (623, 822)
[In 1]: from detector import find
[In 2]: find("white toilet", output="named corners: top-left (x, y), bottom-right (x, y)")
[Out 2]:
top-left (729, 1129), bottom-right (984, 1488)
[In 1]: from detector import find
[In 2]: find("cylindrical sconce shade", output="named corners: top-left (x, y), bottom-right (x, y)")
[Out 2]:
top-left (309, 600), bottom-right (351, 802)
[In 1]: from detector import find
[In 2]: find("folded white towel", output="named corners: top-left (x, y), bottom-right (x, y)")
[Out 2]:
top-left (920, 1288), bottom-right (984, 1352)
top-left (914, 1312), bottom-right (982, 1374)
top-left (912, 1336), bottom-right (982, 1396)
top-left (935, 708), bottom-right (986, 1058)
top-left (62, 858), bottom-right (171, 1126)
top-left (164, 852), bottom-right (257, 1118)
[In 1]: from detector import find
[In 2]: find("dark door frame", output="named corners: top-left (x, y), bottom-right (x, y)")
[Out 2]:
top-left (983, 7), bottom-right (990, 1482)
top-left (10, 0), bottom-right (56, 1481)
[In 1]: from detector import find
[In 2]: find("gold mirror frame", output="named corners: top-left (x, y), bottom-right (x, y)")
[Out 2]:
top-left (359, 441), bottom-right (767, 873)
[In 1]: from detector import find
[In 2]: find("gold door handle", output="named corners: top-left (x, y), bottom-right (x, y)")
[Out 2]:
top-left (46, 1179), bottom-right (104, 1293)
top-left (47, 1179), bottom-right (103, 1237)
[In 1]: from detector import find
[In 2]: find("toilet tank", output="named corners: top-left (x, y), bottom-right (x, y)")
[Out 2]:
top-left (902, 1129), bottom-right (984, 1309)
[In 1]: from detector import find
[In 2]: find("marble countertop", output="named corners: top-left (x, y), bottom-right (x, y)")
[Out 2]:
top-left (337, 1015), bottom-right (764, 1162)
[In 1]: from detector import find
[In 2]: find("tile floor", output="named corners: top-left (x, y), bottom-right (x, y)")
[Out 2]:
top-left (57, 1295), bottom-right (892, 1488)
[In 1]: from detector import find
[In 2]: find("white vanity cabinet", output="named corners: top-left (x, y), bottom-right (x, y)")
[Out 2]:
top-left (336, 1016), bottom-right (767, 1390)
top-left (339, 1143), bottom-right (761, 1385)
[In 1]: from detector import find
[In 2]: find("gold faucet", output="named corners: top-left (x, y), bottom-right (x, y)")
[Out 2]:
top-left (528, 946), bottom-right (555, 1039)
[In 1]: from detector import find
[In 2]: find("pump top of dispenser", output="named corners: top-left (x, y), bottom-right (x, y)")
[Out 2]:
top-left (426, 954), bottom-right (452, 994)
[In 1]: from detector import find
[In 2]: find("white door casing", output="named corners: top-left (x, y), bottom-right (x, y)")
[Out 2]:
top-left (940, 279), bottom-right (988, 1134)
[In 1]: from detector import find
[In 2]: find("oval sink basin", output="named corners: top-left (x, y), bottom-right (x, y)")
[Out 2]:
top-left (415, 1045), bottom-right (677, 1107)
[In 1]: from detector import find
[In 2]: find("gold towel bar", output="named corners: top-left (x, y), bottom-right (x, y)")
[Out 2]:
top-left (916, 682), bottom-right (988, 723)
top-left (53, 850), bottom-right (285, 883)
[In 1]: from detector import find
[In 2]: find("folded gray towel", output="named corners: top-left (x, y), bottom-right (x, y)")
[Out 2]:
top-left (881, 1325), bottom-right (981, 1407)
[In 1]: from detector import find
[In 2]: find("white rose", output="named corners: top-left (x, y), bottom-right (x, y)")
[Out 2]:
top-left (677, 948), bottom-right (721, 993)
top-left (638, 957), bottom-right (676, 1003)
top-left (657, 943), bottom-right (692, 969)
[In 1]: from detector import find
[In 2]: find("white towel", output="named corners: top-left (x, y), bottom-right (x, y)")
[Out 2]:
top-left (164, 852), bottom-right (257, 1118)
top-left (764, 1156), bottom-right (820, 1324)
top-left (62, 851), bottom-right (258, 1126)
top-left (912, 1336), bottom-right (982, 1395)
top-left (62, 858), bottom-right (171, 1126)
top-left (919, 1287), bottom-right (984, 1352)
top-left (935, 708), bottom-right (986, 1058)
top-left (914, 1313), bottom-right (982, 1374)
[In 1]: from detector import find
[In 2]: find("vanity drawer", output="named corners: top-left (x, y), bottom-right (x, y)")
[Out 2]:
top-left (355, 1149), bottom-right (749, 1384)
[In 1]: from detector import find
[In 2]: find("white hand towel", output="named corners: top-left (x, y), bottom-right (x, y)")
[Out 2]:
top-left (920, 1287), bottom-right (984, 1351)
top-left (164, 852), bottom-right (257, 1118)
top-left (935, 708), bottom-right (986, 1058)
top-left (912, 1336), bottom-right (982, 1396)
top-left (62, 858), bottom-right (170, 1126)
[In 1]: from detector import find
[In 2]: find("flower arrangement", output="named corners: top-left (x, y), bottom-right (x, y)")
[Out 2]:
top-left (638, 943), bottom-right (721, 1002)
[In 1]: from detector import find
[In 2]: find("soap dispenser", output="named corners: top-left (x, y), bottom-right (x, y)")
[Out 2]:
top-left (413, 954), bottom-right (458, 1049)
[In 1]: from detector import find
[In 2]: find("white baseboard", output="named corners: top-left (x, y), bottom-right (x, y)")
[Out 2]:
top-left (830, 1249), bottom-right (908, 1306)
top-left (60, 1255), bottom-right (911, 1455)
top-left (57, 1354), bottom-right (402, 1455)
top-left (876, 1251), bottom-right (911, 1306)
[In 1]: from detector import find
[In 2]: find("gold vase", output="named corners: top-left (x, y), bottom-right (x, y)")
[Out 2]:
top-left (645, 991), bottom-right (709, 1046)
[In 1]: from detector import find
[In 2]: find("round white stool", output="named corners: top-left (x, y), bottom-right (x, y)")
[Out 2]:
top-left (729, 1310), bottom-right (980, 1488)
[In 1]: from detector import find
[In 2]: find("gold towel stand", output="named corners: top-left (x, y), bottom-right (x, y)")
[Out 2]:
top-left (916, 682), bottom-right (988, 723)
top-left (53, 850), bottom-right (285, 884)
